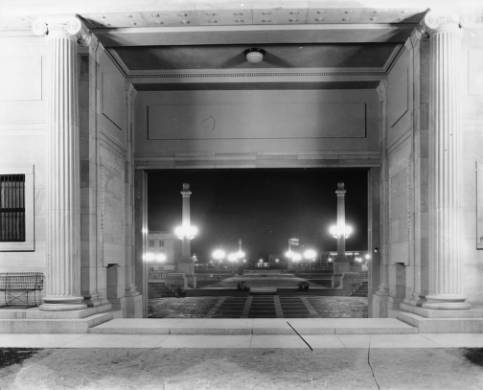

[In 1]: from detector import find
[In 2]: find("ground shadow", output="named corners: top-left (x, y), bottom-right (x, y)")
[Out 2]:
top-left (0, 348), bottom-right (40, 369)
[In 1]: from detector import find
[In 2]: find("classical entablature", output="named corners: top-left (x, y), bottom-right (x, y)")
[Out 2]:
top-left (2, 1), bottom-right (482, 87)
top-left (0, 1), bottom-right (425, 88)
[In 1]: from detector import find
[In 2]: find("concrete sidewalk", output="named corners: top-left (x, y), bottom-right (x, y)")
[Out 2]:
top-left (90, 317), bottom-right (416, 335)
top-left (1, 332), bottom-right (483, 349)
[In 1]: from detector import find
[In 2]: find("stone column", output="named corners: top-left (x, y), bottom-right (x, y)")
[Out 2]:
top-left (180, 183), bottom-right (192, 259)
top-left (334, 182), bottom-right (349, 273)
top-left (33, 17), bottom-right (86, 310)
top-left (423, 14), bottom-right (469, 310)
top-left (121, 84), bottom-right (142, 317)
top-left (335, 182), bottom-right (347, 259)
top-left (176, 183), bottom-right (194, 275)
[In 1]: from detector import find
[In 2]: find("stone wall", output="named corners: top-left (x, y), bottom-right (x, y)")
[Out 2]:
top-left (134, 89), bottom-right (380, 168)
top-left (383, 38), bottom-right (421, 312)
top-left (80, 46), bottom-right (134, 308)
top-left (0, 36), bottom-right (48, 272)
top-left (461, 27), bottom-right (483, 305)
top-left (0, 34), bottom-right (136, 311)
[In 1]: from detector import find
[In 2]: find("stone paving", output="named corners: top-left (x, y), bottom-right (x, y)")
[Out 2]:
top-left (1, 347), bottom-right (483, 389)
top-left (149, 296), bottom-right (368, 318)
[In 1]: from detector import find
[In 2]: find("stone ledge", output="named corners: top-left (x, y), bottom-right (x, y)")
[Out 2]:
top-left (397, 311), bottom-right (483, 333)
top-left (0, 303), bottom-right (112, 319)
top-left (400, 302), bottom-right (483, 318)
top-left (89, 318), bottom-right (417, 335)
top-left (0, 312), bottom-right (113, 333)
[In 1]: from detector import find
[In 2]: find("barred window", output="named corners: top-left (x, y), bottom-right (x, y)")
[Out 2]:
top-left (0, 174), bottom-right (25, 242)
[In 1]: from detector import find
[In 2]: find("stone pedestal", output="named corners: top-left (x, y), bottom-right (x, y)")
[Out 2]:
top-left (120, 293), bottom-right (143, 318)
top-left (177, 261), bottom-right (194, 276)
top-left (422, 15), bottom-right (469, 311)
top-left (34, 17), bottom-right (86, 311)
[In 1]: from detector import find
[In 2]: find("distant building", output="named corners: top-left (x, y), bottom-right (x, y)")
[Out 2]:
top-left (146, 232), bottom-right (181, 271)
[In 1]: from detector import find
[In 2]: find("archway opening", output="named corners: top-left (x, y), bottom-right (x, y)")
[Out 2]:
top-left (143, 168), bottom-right (370, 318)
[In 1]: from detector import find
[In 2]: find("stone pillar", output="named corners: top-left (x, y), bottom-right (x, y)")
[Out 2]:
top-left (177, 183), bottom-right (194, 275)
top-left (335, 182), bottom-right (347, 258)
top-left (121, 84), bottom-right (142, 317)
top-left (334, 182), bottom-right (349, 273)
top-left (33, 17), bottom-right (86, 310)
top-left (180, 183), bottom-right (192, 258)
top-left (423, 14), bottom-right (469, 310)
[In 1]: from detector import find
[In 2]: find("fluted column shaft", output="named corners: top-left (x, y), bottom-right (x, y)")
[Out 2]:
top-left (424, 20), bottom-right (469, 310)
top-left (35, 18), bottom-right (86, 310)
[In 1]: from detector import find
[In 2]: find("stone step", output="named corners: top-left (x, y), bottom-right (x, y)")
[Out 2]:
top-left (90, 318), bottom-right (417, 335)
top-left (0, 312), bottom-right (113, 333)
top-left (397, 311), bottom-right (483, 333)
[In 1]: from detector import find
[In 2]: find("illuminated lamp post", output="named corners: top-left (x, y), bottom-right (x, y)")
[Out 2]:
top-left (174, 183), bottom-right (199, 275)
top-left (329, 182), bottom-right (353, 274)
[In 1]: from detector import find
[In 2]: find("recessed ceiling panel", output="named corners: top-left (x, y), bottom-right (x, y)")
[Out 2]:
top-left (113, 44), bottom-right (399, 71)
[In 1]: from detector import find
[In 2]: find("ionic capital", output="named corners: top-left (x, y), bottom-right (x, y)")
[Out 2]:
top-left (32, 16), bottom-right (91, 45)
top-left (423, 11), bottom-right (461, 35)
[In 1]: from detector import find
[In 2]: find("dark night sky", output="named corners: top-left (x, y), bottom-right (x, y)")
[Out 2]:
top-left (148, 168), bottom-right (368, 262)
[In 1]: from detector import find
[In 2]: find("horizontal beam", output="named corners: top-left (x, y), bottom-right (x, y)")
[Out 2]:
top-left (95, 24), bottom-right (415, 47)
top-left (134, 153), bottom-right (382, 170)
top-left (133, 81), bottom-right (381, 91)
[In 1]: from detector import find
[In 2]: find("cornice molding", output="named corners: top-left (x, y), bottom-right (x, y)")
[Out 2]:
top-left (120, 67), bottom-right (386, 86)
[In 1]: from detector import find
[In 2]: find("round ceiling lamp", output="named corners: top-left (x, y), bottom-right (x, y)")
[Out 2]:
top-left (245, 48), bottom-right (265, 64)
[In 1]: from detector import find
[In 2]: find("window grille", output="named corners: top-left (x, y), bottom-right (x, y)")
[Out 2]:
top-left (0, 174), bottom-right (26, 242)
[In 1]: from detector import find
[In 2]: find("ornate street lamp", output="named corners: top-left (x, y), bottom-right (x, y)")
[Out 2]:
top-left (174, 183), bottom-right (199, 274)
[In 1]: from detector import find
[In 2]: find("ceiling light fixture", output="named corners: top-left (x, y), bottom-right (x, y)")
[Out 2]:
top-left (244, 48), bottom-right (265, 64)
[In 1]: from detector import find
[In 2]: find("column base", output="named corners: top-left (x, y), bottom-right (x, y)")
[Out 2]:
top-left (403, 295), bottom-right (425, 307)
top-left (83, 293), bottom-right (110, 308)
top-left (370, 288), bottom-right (389, 318)
top-left (121, 293), bottom-right (143, 318)
top-left (40, 296), bottom-right (87, 311)
top-left (422, 294), bottom-right (471, 310)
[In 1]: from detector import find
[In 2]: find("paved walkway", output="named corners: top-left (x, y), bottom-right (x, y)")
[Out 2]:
top-left (2, 332), bottom-right (483, 349)
top-left (149, 296), bottom-right (368, 318)
top-left (1, 344), bottom-right (483, 389)
top-left (2, 330), bottom-right (483, 389)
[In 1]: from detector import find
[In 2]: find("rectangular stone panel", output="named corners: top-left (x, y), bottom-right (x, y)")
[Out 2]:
top-left (468, 49), bottom-right (483, 96)
top-left (146, 100), bottom-right (367, 140)
top-left (101, 71), bottom-right (126, 130)
top-left (0, 56), bottom-right (42, 101)
top-left (477, 162), bottom-right (483, 249)
top-left (387, 50), bottom-right (409, 129)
